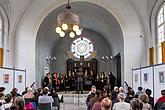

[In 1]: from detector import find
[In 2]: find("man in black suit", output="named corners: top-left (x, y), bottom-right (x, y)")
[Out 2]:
top-left (76, 68), bottom-right (84, 94)
top-left (43, 73), bottom-right (51, 88)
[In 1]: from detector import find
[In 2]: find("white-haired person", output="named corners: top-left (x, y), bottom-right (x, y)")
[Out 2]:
top-left (112, 93), bottom-right (131, 110)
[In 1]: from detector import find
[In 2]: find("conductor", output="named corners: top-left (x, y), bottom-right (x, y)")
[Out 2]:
top-left (76, 68), bottom-right (84, 94)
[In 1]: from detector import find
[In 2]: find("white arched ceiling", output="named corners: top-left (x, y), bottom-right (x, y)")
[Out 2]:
top-left (13, 0), bottom-right (146, 87)
top-left (35, 2), bottom-right (123, 87)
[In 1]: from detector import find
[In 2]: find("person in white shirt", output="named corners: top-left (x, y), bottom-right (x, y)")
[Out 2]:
top-left (38, 88), bottom-right (54, 104)
top-left (113, 93), bottom-right (131, 110)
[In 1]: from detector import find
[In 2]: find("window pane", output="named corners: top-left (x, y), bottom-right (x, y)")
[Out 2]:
top-left (157, 3), bottom-right (165, 63)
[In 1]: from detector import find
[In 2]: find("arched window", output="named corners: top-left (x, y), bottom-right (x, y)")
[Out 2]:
top-left (157, 3), bottom-right (165, 63)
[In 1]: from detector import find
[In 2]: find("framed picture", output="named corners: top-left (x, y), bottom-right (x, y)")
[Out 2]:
top-left (18, 75), bottom-right (22, 83)
top-left (144, 73), bottom-right (148, 82)
top-left (3, 74), bottom-right (9, 83)
top-left (135, 74), bottom-right (138, 82)
top-left (159, 72), bottom-right (165, 84)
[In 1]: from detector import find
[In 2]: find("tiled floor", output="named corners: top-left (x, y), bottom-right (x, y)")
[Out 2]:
top-left (59, 93), bottom-right (87, 110)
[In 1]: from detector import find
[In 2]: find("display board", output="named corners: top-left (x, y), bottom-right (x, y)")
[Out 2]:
top-left (0, 68), bottom-right (14, 93)
top-left (0, 68), bottom-right (26, 94)
top-left (14, 70), bottom-right (26, 93)
top-left (141, 67), bottom-right (154, 97)
top-left (154, 64), bottom-right (165, 102)
top-left (132, 69), bottom-right (141, 93)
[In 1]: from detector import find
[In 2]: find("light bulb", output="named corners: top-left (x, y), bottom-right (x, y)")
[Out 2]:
top-left (76, 29), bottom-right (82, 35)
top-left (69, 32), bottom-right (75, 38)
top-left (55, 27), bottom-right (62, 33)
top-left (62, 23), bottom-right (68, 30)
top-left (73, 25), bottom-right (79, 31)
top-left (59, 31), bottom-right (65, 37)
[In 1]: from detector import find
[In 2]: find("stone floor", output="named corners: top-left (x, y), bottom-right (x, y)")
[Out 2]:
top-left (58, 93), bottom-right (87, 110)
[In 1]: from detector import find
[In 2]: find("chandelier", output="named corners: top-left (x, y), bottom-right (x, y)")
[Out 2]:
top-left (55, 0), bottom-right (82, 38)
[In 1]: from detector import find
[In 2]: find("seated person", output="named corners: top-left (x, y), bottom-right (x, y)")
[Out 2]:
top-left (38, 88), bottom-right (54, 109)
top-left (101, 97), bottom-right (112, 110)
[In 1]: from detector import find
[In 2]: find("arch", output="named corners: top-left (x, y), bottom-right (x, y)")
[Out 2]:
top-left (150, 0), bottom-right (165, 63)
top-left (0, 5), bottom-right (9, 67)
top-left (14, 0), bottom-right (144, 87)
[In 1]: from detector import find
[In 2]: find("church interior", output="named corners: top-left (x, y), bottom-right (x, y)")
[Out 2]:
top-left (0, 0), bottom-right (165, 110)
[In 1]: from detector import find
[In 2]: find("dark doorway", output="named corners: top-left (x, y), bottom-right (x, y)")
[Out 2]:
top-left (114, 53), bottom-right (121, 87)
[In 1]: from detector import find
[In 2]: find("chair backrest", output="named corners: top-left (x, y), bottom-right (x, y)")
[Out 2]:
top-left (53, 97), bottom-right (60, 107)
top-left (38, 103), bottom-right (51, 110)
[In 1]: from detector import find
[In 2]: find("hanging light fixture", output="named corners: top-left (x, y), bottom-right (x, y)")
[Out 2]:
top-left (55, 0), bottom-right (82, 38)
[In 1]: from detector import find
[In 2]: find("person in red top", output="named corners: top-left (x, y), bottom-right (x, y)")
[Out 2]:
top-left (155, 89), bottom-right (165, 110)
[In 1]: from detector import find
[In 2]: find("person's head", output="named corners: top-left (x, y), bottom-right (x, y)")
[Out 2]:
top-left (101, 98), bottom-right (112, 110)
top-left (101, 90), bottom-right (107, 98)
top-left (14, 96), bottom-right (25, 110)
top-left (145, 89), bottom-right (152, 97)
top-left (161, 89), bottom-right (165, 96)
top-left (47, 73), bottom-right (51, 77)
top-left (0, 87), bottom-right (5, 92)
top-left (128, 90), bottom-right (135, 96)
top-left (118, 93), bottom-right (126, 102)
top-left (42, 88), bottom-right (48, 95)
top-left (11, 91), bottom-right (17, 98)
top-left (91, 85), bottom-right (96, 93)
top-left (0, 92), bottom-right (4, 100)
top-left (12, 88), bottom-right (18, 93)
top-left (130, 98), bottom-right (143, 110)
top-left (37, 88), bottom-right (42, 93)
top-left (114, 86), bottom-right (118, 92)
top-left (138, 87), bottom-right (143, 91)
top-left (96, 90), bottom-right (101, 98)
top-left (27, 88), bottom-right (33, 93)
top-left (4, 94), bottom-right (12, 103)
top-left (119, 87), bottom-right (124, 93)
top-left (50, 88), bottom-right (55, 93)
top-left (139, 94), bottom-right (149, 103)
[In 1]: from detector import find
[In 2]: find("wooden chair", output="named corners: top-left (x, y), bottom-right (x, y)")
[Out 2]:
top-left (38, 103), bottom-right (51, 110)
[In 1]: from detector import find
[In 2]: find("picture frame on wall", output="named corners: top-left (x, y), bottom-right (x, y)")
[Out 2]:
top-left (144, 73), bottom-right (148, 82)
top-left (18, 75), bottom-right (22, 83)
top-left (135, 74), bottom-right (138, 82)
top-left (3, 74), bottom-right (9, 83)
top-left (159, 71), bottom-right (165, 84)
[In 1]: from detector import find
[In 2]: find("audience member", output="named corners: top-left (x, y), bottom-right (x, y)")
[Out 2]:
top-left (10, 88), bottom-right (21, 97)
top-left (3, 94), bottom-right (12, 109)
top-left (145, 89), bottom-right (154, 109)
top-left (0, 92), bottom-right (5, 103)
top-left (101, 97), bottom-right (112, 110)
top-left (112, 93), bottom-right (131, 110)
top-left (48, 88), bottom-right (60, 109)
top-left (111, 86), bottom-right (119, 105)
top-left (38, 88), bottom-right (54, 104)
top-left (91, 90), bottom-right (102, 110)
top-left (119, 87), bottom-right (124, 93)
top-left (0, 87), bottom-right (5, 93)
top-left (130, 98), bottom-right (143, 110)
top-left (125, 90), bottom-right (135, 103)
top-left (135, 87), bottom-right (144, 98)
top-left (154, 89), bottom-right (165, 110)
top-left (86, 85), bottom-right (96, 106)
top-left (139, 94), bottom-right (151, 110)
top-left (22, 87), bottom-right (28, 96)
top-left (10, 96), bottom-right (25, 110)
